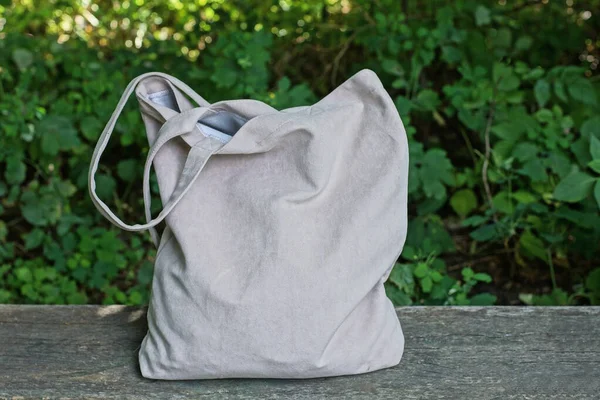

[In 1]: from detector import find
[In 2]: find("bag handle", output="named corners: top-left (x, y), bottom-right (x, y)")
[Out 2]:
top-left (141, 108), bottom-right (223, 245)
top-left (88, 73), bottom-right (219, 246)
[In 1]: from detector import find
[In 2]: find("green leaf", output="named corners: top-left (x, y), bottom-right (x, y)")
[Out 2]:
top-left (430, 258), bottom-right (445, 271)
top-left (20, 186), bottom-right (62, 227)
top-left (450, 189), bottom-right (478, 217)
top-left (469, 293), bottom-right (497, 305)
top-left (24, 229), bottom-right (45, 250)
top-left (61, 233), bottom-right (77, 253)
top-left (590, 135), bottom-right (600, 160)
top-left (129, 290), bottom-right (143, 305)
top-left (535, 288), bottom-right (570, 305)
top-left (57, 214), bottom-right (83, 236)
top-left (268, 77), bottom-right (317, 109)
top-left (462, 267), bottom-right (474, 280)
top-left (420, 276), bottom-right (433, 293)
top-left (395, 96), bottom-right (412, 117)
top-left (5, 155), bottom-right (26, 185)
top-left (493, 63), bottom-right (520, 91)
top-left (385, 282), bottom-right (412, 306)
top-left (405, 218), bottom-right (455, 254)
top-left (524, 67), bottom-right (544, 80)
top-left (535, 109), bottom-right (553, 124)
top-left (441, 46), bottom-right (462, 64)
top-left (519, 159), bottom-right (547, 182)
top-left (553, 171), bottom-right (596, 202)
top-left (493, 28), bottom-right (512, 49)
top-left (513, 142), bottom-right (539, 161)
top-left (93, 174), bottom-right (116, 200)
top-left (470, 224), bottom-right (498, 242)
top-left (392, 78), bottom-right (407, 89)
top-left (473, 273), bottom-right (492, 283)
top-left (117, 159), bottom-right (138, 183)
top-left (414, 262), bottom-right (429, 279)
top-left (513, 191), bottom-right (537, 204)
top-left (415, 89), bottom-right (440, 111)
top-left (389, 263), bottom-right (415, 295)
top-left (137, 261), bottom-right (154, 286)
top-left (0, 289), bottom-right (11, 303)
top-left (554, 80), bottom-right (568, 102)
top-left (462, 215), bottom-right (487, 227)
top-left (475, 6), bottom-right (491, 26)
top-left (546, 152), bottom-right (572, 178)
top-left (515, 36), bottom-right (533, 51)
top-left (561, 116), bottom-right (574, 132)
top-left (492, 191), bottom-right (514, 214)
top-left (12, 48), bottom-right (34, 70)
top-left (589, 160), bottom-right (600, 174)
top-left (519, 230), bottom-right (548, 263)
top-left (67, 292), bottom-right (88, 305)
top-left (595, 181), bottom-right (600, 210)
top-left (15, 267), bottom-right (33, 282)
top-left (44, 240), bottom-right (66, 270)
top-left (430, 271), bottom-right (443, 283)
top-left (80, 116), bottom-right (103, 141)
top-left (519, 293), bottom-right (534, 306)
top-left (585, 268), bottom-right (600, 293)
top-left (381, 59), bottom-right (403, 76)
top-left (581, 116), bottom-right (600, 139)
top-left (491, 122), bottom-right (525, 142)
top-left (39, 116), bottom-right (81, 156)
top-left (401, 246), bottom-right (418, 261)
top-left (0, 222), bottom-right (5, 243)
top-left (41, 133), bottom-right (60, 156)
top-left (568, 78), bottom-right (597, 106)
top-left (534, 79), bottom-right (550, 108)
top-left (572, 138), bottom-right (592, 166)
top-left (413, 146), bottom-right (455, 200)
top-left (55, 180), bottom-right (77, 198)
top-left (431, 275), bottom-right (455, 301)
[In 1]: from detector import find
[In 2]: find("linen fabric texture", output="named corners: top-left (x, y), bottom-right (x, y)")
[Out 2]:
top-left (88, 69), bottom-right (409, 380)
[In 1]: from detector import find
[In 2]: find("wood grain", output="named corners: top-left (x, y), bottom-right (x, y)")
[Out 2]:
top-left (0, 306), bottom-right (599, 399)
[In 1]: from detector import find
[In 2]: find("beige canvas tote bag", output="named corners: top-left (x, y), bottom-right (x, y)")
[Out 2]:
top-left (89, 69), bottom-right (409, 380)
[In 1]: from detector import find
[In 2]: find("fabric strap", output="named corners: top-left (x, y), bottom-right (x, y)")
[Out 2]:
top-left (88, 73), bottom-right (223, 246)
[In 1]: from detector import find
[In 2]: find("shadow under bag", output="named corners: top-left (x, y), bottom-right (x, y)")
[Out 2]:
top-left (89, 69), bottom-right (409, 379)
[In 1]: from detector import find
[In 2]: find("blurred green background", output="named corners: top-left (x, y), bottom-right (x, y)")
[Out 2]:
top-left (1, 0), bottom-right (599, 306)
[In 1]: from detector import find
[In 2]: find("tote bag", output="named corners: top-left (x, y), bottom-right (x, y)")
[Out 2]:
top-left (89, 69), bottom-right (409, 380)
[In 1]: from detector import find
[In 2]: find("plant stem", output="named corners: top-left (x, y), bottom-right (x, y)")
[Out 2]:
top-left (331, 30), bottom-right (357, 87)
top-left (547, 248), bottom-right (557, 290)
top-left (459, 128), bottom-right (477, 168)
top-left (482, 96), bottom-right (497, 223)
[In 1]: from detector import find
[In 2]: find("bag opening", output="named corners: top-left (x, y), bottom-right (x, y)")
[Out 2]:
top-left (147, 89), bottom-right (248, 145)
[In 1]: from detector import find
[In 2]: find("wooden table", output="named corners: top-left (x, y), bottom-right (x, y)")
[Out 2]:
top-left (1, 306), bottom-right (598, 399)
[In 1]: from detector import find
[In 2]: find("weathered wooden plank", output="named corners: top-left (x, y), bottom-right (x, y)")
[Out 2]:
top-left (0, 306), bottom-right (599, 399)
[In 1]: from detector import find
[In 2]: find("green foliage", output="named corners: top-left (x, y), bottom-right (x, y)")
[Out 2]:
top-left (450, 189), bottom-right (478, 217)
top-left (521, 268), bottom-right (600, 305)
top-left (1, 0), bottom-right (599, 306)
top-left (385, 248), bottom-right (496, 306)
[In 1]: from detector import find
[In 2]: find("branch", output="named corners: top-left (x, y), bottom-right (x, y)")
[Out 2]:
top-left (331, 30), bottom-right (358, 87)
top-left (481, 95), bottom-right (497, 223)
top-left (329, 8), bottom-right (376, 86)
top-left (506, 0), bottom-right (544, 14)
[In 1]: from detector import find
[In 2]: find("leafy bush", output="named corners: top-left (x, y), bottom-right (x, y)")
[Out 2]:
top-left (1, 0), bottom-right (599, 305)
